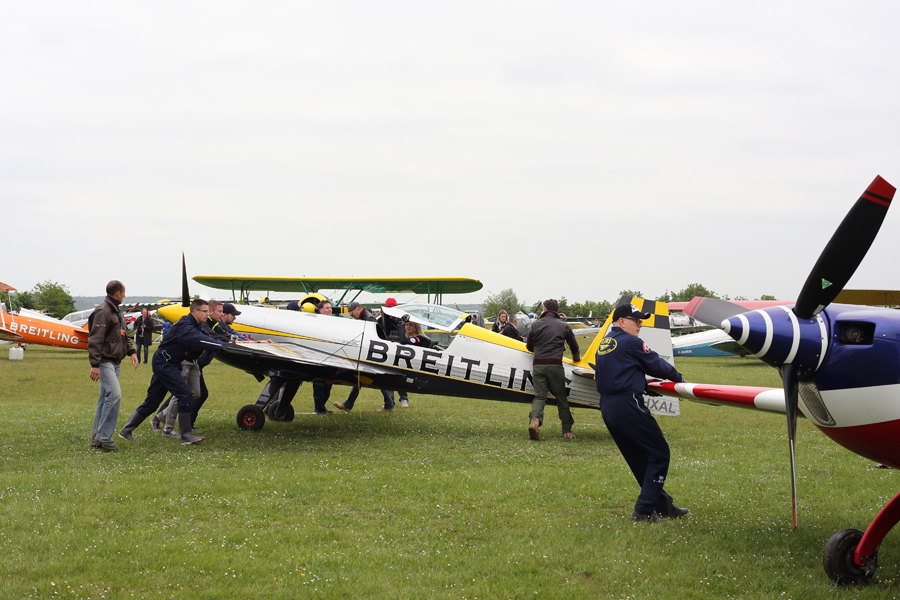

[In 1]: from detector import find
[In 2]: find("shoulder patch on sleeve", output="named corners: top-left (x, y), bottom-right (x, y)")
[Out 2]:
top-left (642, 342), bottom-right (650, 353)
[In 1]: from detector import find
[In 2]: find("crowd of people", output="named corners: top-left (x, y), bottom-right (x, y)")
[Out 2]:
top-left (88, 284), bottom-right (688, 522)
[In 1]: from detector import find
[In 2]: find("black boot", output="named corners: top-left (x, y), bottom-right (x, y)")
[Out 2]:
top-left (118, 410), bottom-right (145, 441)
top-left (179, 412), bottom-right (205, 446)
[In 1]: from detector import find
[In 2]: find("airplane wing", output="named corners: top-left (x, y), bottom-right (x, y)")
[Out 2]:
top-left (0, 326), bottom-right (25, 342)
top-left (219, 340), bottom-right (407, 386)
top-left (647, 380), bottom-right (786, 414)
top-left (193, 275), bottom-right (482, 302)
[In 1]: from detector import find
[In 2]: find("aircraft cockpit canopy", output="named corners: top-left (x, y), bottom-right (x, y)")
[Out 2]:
top-left (381, 303), bottom-right (468, 332)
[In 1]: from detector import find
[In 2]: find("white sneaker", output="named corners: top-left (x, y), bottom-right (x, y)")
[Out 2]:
top-left (400, 400), bottom-right (409, 408)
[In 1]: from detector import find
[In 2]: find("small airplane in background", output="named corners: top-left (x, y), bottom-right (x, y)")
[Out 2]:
top-left (0, 282), bottom-right (88, 350)
top-left (61, 300), bottom-right (177, 331)
top-left (648, 175), bottom-right (900, 584)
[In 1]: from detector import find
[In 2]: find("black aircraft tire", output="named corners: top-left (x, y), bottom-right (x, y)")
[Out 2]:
top-left (272, 403), bottom-right (295, 422)
top-left (264, 401), bottom-right (279, 419)
top-left (823, 528), bottom-right (874, 585)
top-left (237, 405), bottom-right (266, 431)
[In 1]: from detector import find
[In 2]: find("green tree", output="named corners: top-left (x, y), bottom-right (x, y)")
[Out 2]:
top-left (660, 283), bottom-right (718, 303)
top-left (758, 294), bottom-right (777, 301)
top-left (10, 290), bottom-right (35, 312)
top-left (27, 280), bottom-right (75, 319)
top-left (482, 288), bottom-right (525, 320)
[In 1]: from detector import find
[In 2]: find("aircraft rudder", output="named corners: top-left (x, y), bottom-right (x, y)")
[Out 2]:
top-left (573, 296), bottom-right (673, 368)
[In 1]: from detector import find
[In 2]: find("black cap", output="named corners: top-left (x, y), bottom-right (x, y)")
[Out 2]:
top-left (286, 301), bottom-right (301, 311)
top-left (612, 304), bottom-right (651, 322)
top-left (347, 301), bottom-right (362, 312)
top-left (223, 303), bottom-right (241, 316)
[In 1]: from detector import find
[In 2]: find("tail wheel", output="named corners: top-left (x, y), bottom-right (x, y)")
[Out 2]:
top-left (237, 405), bottom-right (265, 431)
top-left (823, 528), bottom-right (876, 584)
top-left (271, 403), bottom-right (295, 422)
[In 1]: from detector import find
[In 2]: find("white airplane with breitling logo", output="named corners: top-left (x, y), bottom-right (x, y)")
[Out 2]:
top-left (157, 268), bottom-right (680, 435)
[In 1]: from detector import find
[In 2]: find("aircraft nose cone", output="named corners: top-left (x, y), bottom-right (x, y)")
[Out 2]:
top-left (722, 319), bottom-right (732, 334)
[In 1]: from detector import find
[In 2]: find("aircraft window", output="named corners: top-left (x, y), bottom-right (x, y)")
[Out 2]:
top-left (838, 322), bottom-right (874, 345)
top-left (400, 304), bottom-right (466, 328)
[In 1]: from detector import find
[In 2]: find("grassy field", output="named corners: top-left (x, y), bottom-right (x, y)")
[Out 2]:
top-left (2, 345), bottom-right (900, 599)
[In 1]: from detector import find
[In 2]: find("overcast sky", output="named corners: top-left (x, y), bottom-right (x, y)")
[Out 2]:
top-left (4, 1), bottom-right (900, 308)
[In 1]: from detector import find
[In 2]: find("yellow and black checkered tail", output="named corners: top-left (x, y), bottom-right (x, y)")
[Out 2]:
top-left (573, 296), bottom-right (672, 368)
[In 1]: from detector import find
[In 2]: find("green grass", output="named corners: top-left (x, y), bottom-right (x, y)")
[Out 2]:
top-left (2, 347), bottom-right (900, 599)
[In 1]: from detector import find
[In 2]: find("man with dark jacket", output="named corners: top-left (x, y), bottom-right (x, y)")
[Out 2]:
top-left (118, 299), bottom-right (224, 445)
top-left (153, 300), bottom-right (230, 437)
top-left (525, 299), bottom-right (581, 441)
top-left (133, 308), bottom-right (154, 364)
top-left (594, 303), bottom-right (689, 521)
top-left (88, 280), bottom-right (139, 451)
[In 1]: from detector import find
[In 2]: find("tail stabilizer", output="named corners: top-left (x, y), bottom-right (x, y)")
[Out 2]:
top-left (573, 296), bottom-right (674, 369)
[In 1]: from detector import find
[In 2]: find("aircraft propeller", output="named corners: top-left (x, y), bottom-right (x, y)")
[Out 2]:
top-left (689, 176), bottom-right (896, 528)
top-left (182, 253), bottom-right (191, 308)
top-left (683, 297), bottom-right (749, 327)
top-left (780, 175), bottom-right (895, 527)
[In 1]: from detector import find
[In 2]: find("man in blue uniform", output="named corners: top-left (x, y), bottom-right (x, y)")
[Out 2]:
top-left (118, 299), bottom-right (224, 445)
top-left (594, 304), bottom-right (689, 521)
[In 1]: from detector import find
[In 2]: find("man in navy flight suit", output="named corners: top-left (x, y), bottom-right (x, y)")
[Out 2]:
top-left (594, 304), bottom-right (690, 521)
top-left (118, 299), bottom-right (225, 446)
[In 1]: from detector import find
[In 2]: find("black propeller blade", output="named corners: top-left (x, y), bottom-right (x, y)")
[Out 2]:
top-left (181, 253), bottom-right (191, 308)
top-left (683, 296), bottom-right (749, 328)
top-left (780, 363), bottom-right (800, 530)
top-left (794, 176), bottom-right (895, 319)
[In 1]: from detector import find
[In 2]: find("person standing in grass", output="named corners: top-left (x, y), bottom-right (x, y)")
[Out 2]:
top-left (133, 307), bottom-right (154, 364)
top-left (88, 280), bottom-right (139, 452)
top-left (593, 303), bottom-right (689, 522)
top-left (525, 298), bottom-right (580, 441)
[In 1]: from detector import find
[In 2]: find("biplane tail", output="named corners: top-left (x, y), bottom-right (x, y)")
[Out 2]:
top-left (572, 296), bottom-right (675, 369)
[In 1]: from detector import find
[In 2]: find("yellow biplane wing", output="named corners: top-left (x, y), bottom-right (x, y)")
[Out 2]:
top-left (193, 275), bottom-right (482, 305)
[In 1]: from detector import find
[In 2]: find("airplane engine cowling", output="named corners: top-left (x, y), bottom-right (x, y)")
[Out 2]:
top-left (722, 306), bottom-right (828, 377)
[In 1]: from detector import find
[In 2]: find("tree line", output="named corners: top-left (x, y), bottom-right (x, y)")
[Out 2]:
top-left (481, 284), bottom-right (777, 320)
top-left (5, 280), bottom-right (75, 319)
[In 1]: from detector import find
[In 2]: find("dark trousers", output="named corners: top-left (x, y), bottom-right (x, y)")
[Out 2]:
top-left (601, 393), bottom-right (674, 515)
top-left (529, 363), bottom-right (574, 434)
top-left (313, 383), bottom-right (332, 412)
top-left (135, 341), bottom-right (149, 363)
top-left (134, 355), bottom-right (197, 421)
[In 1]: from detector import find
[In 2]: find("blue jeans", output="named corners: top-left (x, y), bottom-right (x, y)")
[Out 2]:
top-left (92, 362), bottom-right (121, 443)
top-left (135, 341), bottom-right (149, 363)
top-left (344, 387), bottom-right (394, 409)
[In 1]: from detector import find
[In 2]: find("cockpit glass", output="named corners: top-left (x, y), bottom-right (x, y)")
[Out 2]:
top-left (382, 303), bottom-right (467, 332)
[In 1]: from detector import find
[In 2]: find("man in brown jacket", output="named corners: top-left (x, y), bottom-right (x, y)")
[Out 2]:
top-left (525, 298), bottom-right (581, 441)
top-left (88, 280), bottom-right (139, 451)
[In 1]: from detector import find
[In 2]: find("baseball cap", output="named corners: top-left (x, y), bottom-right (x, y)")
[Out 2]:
top-left (347, 301), bottom-right (362, 312)
top-left (223, 303), bottom-right (241, 316)
top-left (612, 304), bottom-right (651, 322)
top-left (286, 301), bottom-right (301, 311)
top-left (385, 297), bottom-right (397, 307)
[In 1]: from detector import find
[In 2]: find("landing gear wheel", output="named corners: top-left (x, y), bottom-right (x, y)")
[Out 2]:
top-left (237, 405), bottom-right (266, 431)
top-left (271, 403), bottom-right (295, 422)
top-left (264, 401), bottom-right (280, 419)
top-left (823, 528), bottom-right (876, 584)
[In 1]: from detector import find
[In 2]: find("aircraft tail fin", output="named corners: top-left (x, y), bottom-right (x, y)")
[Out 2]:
top-left (573, 296), bottom-right (674, 369)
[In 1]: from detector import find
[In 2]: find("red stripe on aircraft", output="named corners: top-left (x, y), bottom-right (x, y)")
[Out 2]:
top-left (816, 418), bottom-right (900, 469)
